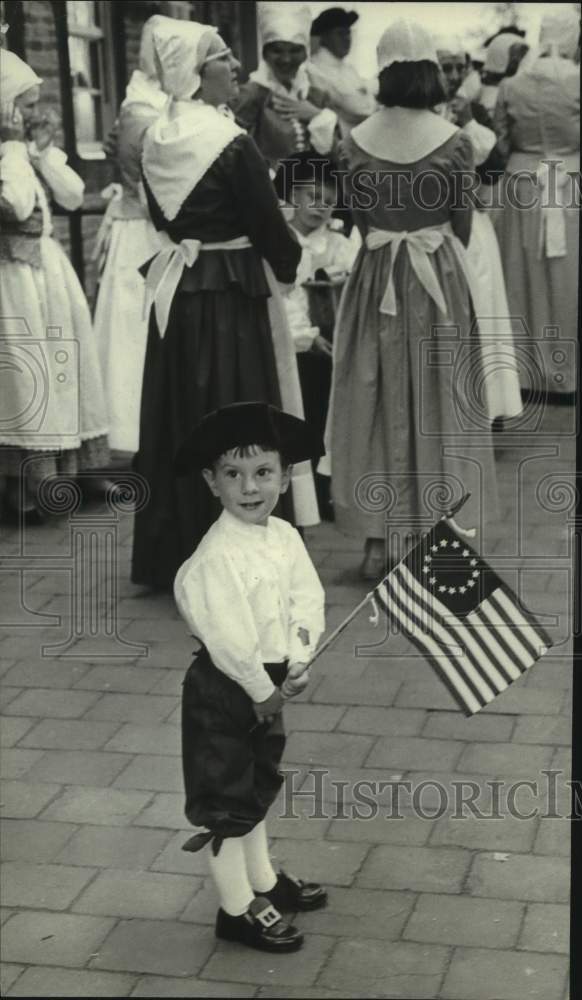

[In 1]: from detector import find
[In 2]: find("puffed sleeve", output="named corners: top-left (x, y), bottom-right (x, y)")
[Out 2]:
top-left (228, 134), bottom-right (301, 283)
top-left (32, 144), bottom-right (85, 211)
top-left (284, 525), bottom-right (326, 664)
top-left (174, 553), bottom-right (276, 703)
top-left (448, 131), bottom-right (474, 248)
top-left (0, 140), bottom-right (37, 221)
top-left (327, 230), bottom-right (359, 272)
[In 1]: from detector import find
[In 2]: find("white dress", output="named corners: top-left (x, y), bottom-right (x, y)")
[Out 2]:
top-left (92, 73), bottom-right (166, 453)
top-left (457, 117), bottom-right (523, 421)
top-left (0, 140), bottom-right (108, 475)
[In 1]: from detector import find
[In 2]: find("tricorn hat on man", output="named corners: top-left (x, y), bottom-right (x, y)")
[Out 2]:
top-left (310, 7), bottom-right (358, 37)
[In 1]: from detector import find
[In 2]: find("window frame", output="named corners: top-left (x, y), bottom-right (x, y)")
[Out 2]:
top-left (66, 0), bottom-right (118, 161)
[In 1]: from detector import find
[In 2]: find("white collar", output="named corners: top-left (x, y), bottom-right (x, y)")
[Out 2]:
top-left (290, 221), bottom-right (331, 253)
top-left (220, 508), bottom-right (270, 536)
top-left (312, 47), bottom-right (344, 68)
top-left (249, 60), bottom-right (311, 101)
top-left (142, 100), bottom-right (244, 221)
top-left (351, 107), bottom-right (458, 163)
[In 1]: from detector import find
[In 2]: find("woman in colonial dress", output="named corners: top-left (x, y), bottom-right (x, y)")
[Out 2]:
top-left (92, 15), bottom-right (169, 454)
top-left (234, 2), bottom-right (338, 172)
top-left (493, 9), bottom-right (580, 399)
top-left (0, 52), bottom-right (108, 523)
top-left (324, 21), bottom-right (498, 580)
top-left (435, 34), bottom-right (523, 427)
top-left (131, 18), bottom-right (316, 591)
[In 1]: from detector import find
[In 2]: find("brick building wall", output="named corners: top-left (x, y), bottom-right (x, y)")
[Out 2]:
top-left (2, 0), bottom-right (257, 299)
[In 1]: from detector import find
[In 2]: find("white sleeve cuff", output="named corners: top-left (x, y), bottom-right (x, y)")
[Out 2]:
top-left (463, 119), bottom-right (496, 166)
top-left (245, 672), bottom-right (276, 704)
top-left (307, 108), bottom-right (338, 155)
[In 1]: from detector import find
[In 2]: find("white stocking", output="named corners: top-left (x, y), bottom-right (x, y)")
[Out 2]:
top-left (208, 837), bottom-right (255, 916)
top-left (242, 821), bottom-right (278, 893)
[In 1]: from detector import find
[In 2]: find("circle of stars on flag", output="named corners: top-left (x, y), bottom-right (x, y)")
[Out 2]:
top-left (421, 536), bottom-right (480, 595)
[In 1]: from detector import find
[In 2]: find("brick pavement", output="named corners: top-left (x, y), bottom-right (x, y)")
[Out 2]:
top-left (0, 404), bottom-right (573, 998)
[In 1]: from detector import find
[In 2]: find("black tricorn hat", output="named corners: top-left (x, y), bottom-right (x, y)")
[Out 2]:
top-left (311, 7), bottom-right (358, 36)
top-left (174, 402), bottom-right (325, 475)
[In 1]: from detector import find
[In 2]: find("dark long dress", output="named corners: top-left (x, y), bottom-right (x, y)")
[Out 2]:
top-left (328, 127), bottom-right (498, 543)
top-left (131, 134), bottom-right (301, 589)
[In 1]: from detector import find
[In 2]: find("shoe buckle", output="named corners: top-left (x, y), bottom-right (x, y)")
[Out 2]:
top-left (256, 904), bottom-right (281, 928)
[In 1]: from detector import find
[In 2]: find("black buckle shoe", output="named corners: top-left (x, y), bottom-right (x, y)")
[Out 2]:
top-left (263, 870), bottom-right (328, 912)
top-left (215, 896), bottom-right (304, 952)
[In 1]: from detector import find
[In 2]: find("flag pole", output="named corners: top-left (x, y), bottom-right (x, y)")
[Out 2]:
top-left (304, 492), bottom-right (473, 670)
top-left (304, 591), bottom-right (377, 668)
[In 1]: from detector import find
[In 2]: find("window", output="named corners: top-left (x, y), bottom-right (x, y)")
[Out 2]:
top-left (66, 0), bottom-right (115, 159)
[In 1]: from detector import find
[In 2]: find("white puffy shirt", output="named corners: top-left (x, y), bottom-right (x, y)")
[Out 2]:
top-left (174, 510), bottom-right (326, 703)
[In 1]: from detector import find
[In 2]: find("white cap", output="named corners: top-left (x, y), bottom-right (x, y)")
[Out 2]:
top-left (258, 2), bottom-right (312, 49)
top-left (539, 8), bottom-right (580, 60)
top-left (139, 15), bottom-right (178, 80)
top-left (377, 19), bottom-right (439, 72)
top-left (483, 34), bottom-right (519, 74)
top-left (0, 49), bottom-right (42, 107)
top-left (151, 19), bottom-right (221, 100)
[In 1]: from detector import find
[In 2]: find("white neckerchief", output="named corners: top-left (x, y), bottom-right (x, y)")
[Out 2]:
top-left (142, 100), bottom-right (244, 221)
top-left (290, 220), bottom-right (332, 256)
top-left (351, 106), bottom-right (458, 163)
top-left (121, 69), bottom-right (168, 111)
top-left (249, 60), bottom-right (311, 101)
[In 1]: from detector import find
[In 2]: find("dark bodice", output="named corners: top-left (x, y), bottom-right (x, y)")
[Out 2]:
top-left (343, 130), bottom-right (475, 247)
top-left (142, 132), bottom-right (300, 295)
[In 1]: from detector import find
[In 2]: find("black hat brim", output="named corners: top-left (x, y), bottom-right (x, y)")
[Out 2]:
top-left (174, 402), bottom-right (325, 476)
top-left (311, 8), bottom-right (358, 36)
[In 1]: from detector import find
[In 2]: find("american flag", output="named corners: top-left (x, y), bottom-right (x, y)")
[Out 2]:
top-left (374, 519), bottom-right (554, 716)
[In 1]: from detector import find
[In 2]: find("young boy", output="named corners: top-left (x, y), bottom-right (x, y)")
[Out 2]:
top-left (174, 402), bottom-right (327, 953)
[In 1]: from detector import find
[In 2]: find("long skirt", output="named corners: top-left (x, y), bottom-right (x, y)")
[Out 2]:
top-left (181, 648), bottom-right (286, 842)
top-left (131, 285), bottom-right (293, 590)
top-left (93, 218), bottom-right (161, 453)
top-left (464, 211), bottom-right (523, 420)
top-left (0, 237), bottom-right (109, 484)
top-left (495, 171), bottom-right (578, 394)
top-left (326, 238), bottom-right (498, 545)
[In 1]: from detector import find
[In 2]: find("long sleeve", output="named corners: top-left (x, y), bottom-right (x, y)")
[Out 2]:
top-left (0, 141), bottom-right (37, 221)
top-left (326, 230), bottom-right (359, 272)
top-left (448, 132), bottom-right (475, 248)
top-left (307, 107), bottom-right (338, 155)
top-left (492, 81), bottom-right (512, 163)
top-left (286, 527), bottom-right (325, 664)
top-left (229, 135), bottom-right (301, 283)
top-left (463, 118), bottom-right (496, 167)
top-left (469, 101), bottom-right (507, 186)
top-left (284, 283), bottom-right (318, 351)
top-left (174, 554), bottom-right (276, 703)
top-left (32, 144), bottom-right (85, 211)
